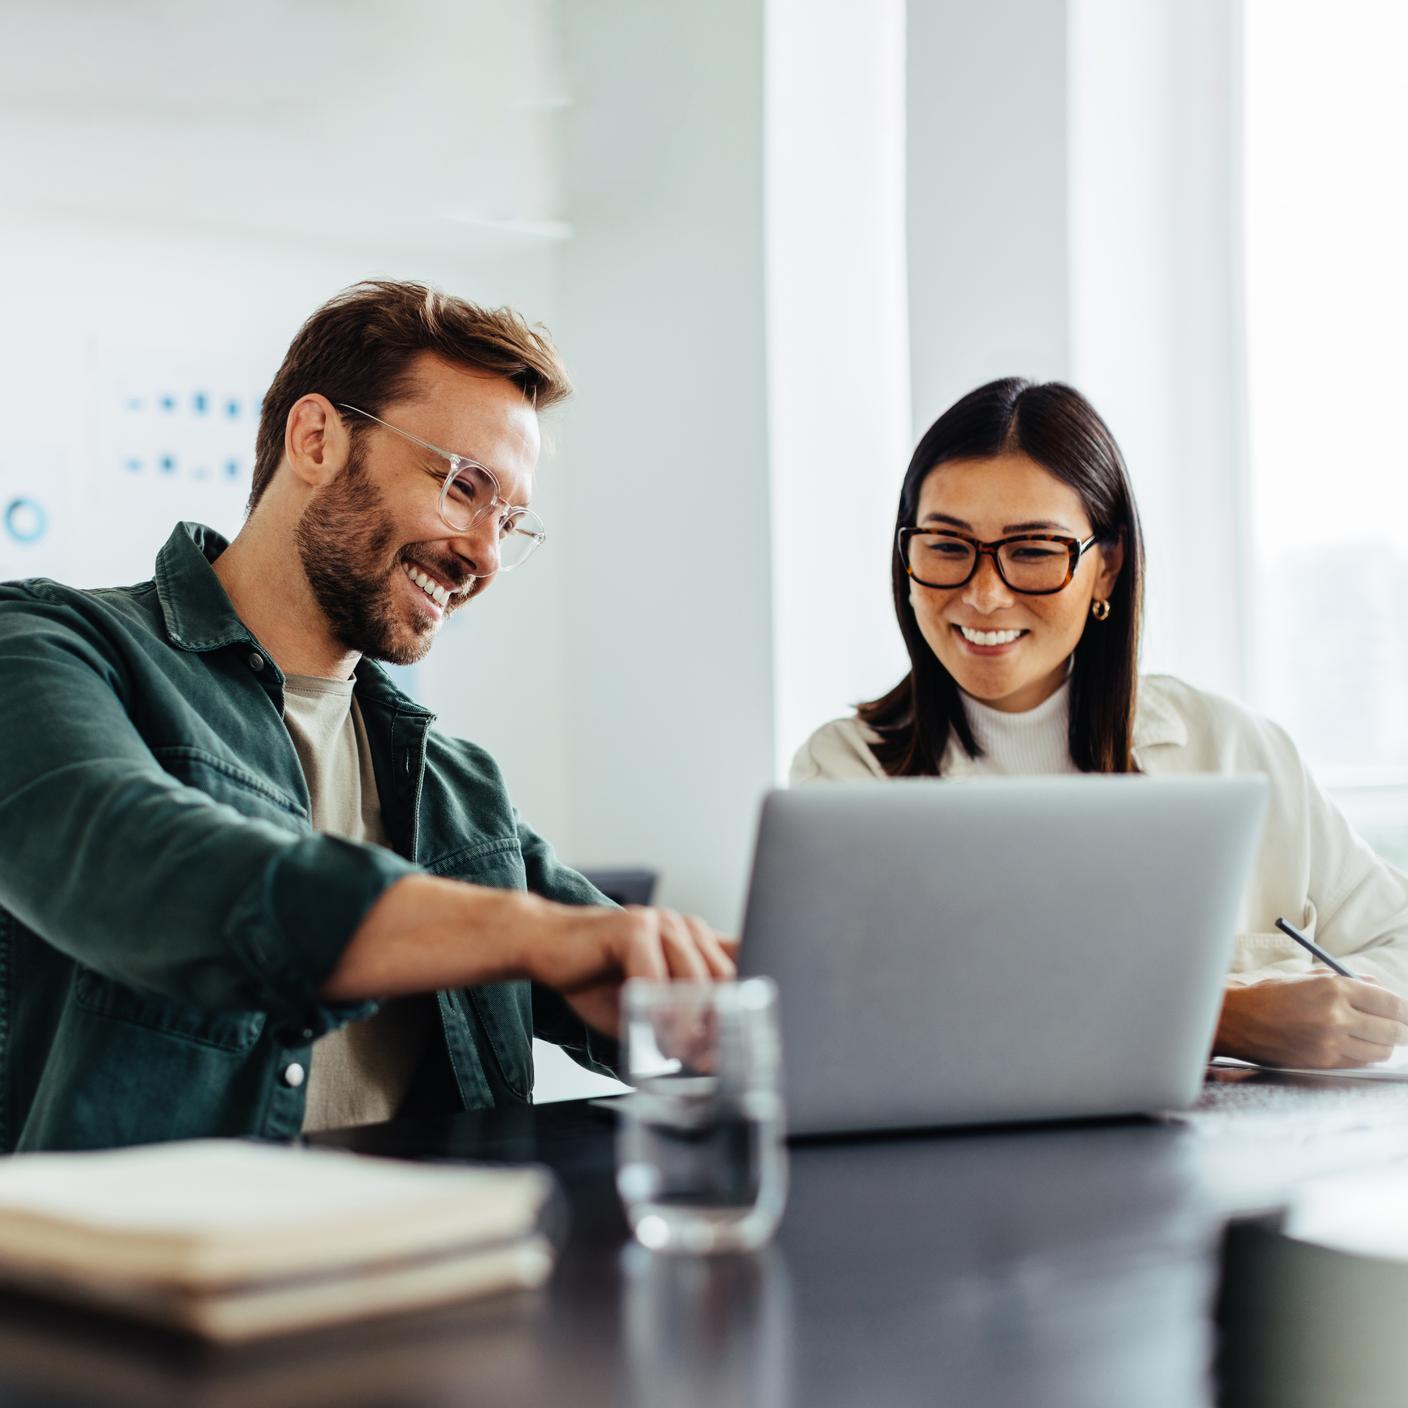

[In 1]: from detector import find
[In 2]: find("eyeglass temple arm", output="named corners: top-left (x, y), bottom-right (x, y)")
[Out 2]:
top-left (338, 404), bottom-right (450, 461)
top-left (338, 402), bottom-right (530, 515)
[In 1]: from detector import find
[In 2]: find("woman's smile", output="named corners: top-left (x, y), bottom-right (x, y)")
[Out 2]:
top-left (952, 623), bottom-right (1030, 654)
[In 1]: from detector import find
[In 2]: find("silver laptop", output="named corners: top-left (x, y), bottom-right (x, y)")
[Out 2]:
top-left (738, 776), bottom-right (1268, 1135)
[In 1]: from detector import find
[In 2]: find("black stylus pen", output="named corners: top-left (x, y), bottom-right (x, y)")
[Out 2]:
top-left (1275, 915), bottom-right (1359, 979)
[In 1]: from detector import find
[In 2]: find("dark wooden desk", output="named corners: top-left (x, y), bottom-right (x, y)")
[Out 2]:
top-left (4, 1070), bottom-right (1408, 1408)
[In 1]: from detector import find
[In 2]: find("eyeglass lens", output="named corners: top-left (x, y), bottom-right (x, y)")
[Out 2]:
top-left (906, 535), bottom-right (1072, 592)
top-left (441, 463), bottom-right (544, 570)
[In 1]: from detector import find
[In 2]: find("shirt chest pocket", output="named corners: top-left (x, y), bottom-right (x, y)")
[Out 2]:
top-left (424, 837), bottom-right (527, 890)
top-left (151, 746), bottom-right (308, 829)
top-left (73, 968), bottom-right (265, 1053)
top-left (426, 838), bottom-right (533, 1098)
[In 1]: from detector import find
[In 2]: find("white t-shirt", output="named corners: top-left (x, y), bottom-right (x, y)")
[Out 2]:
top-left (281, 674), bottom-right (433, 1133)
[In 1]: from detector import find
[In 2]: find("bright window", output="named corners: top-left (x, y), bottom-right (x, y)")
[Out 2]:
top-left (1244, 0), bottom-right (1408, 865)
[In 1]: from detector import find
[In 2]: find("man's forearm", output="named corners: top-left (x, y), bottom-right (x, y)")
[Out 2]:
top-left (320, 874), bottom-right (552, 1001)
top-left (320, 871), bottom-right (735, 1040)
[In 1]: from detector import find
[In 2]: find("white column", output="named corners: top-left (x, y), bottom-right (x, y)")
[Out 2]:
top-left (555, 1), bottom-right (776, 930)
top-left (765, 0), bottom-right (913, 770)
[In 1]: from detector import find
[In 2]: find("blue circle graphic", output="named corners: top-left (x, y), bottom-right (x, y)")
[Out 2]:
top-left (4, 497), bottom-right (48, 544)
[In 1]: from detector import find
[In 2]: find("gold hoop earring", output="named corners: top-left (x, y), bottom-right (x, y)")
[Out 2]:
top-left (1091, 599), bottom-right (1111, 622)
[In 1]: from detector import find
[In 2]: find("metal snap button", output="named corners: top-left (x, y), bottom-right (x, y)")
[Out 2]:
top-left (282, 1061), bottom-right (306, 1088)
top-left (248, 652), bottom-right (265, 671)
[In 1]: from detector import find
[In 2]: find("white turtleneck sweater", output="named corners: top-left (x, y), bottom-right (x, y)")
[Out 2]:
top-left (960, 680), bottom-right (1078, 775)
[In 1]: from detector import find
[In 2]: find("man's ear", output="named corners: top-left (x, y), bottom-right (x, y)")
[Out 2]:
top-left (284, 395), bottom-right (350, 489)
top-left (1095, 530), bottom-right (1125, 600)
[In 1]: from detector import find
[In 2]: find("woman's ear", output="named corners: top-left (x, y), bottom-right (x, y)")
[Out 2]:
top-left (1094, 531), bottom-right (1125, 599)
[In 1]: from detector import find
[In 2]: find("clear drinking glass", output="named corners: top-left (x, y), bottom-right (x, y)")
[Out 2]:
top-left (616, 978), bottom-right (787, 1255)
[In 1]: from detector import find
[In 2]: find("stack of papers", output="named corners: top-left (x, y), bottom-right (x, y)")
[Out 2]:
top-left (1210, 1053), bottom-right (1408, 1081)
top-left (0, 1140), bottom-right (555, 1341)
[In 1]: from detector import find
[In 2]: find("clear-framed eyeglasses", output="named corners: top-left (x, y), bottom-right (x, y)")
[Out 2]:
top-left (338, 404), bottom-right (547, 572)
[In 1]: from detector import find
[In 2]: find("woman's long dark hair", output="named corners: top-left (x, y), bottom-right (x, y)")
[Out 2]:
top-left (858, 378), bottom-right (1146, 775)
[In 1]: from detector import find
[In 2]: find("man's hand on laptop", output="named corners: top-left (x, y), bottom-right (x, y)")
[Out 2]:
top-left (526, 903), bottom-right (736, 1036)
top-left (323, 876), bottom-right (733, 1036)
top-left (1215, 973), bottom-right (1408, 1068)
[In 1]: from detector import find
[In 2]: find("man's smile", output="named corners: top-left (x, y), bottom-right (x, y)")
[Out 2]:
top-left (399, 558), bottom-right (479, 617)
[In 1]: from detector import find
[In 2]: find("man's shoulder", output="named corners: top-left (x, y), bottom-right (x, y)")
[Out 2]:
top-left (0, 574), bottom-right (82, 610)
top-left (0, 573), bottom-right (162, 640)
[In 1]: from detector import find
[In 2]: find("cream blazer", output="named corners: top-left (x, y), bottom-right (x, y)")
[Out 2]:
top-left (789, 673), bottom-right (1408, 993)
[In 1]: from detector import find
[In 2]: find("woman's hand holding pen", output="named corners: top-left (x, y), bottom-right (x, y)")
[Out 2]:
top-left (1215, 973), bottom-right (1408, 1069)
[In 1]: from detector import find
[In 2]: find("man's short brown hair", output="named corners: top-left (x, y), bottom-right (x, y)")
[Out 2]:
top-left (249, 279), bottom-right (571, 511)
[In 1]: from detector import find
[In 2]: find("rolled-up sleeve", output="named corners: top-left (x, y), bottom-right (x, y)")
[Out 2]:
top-left (515, 814), bottom-right (620, 1077)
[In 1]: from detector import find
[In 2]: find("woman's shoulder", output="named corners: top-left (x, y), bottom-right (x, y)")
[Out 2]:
top-left (788, 715), bottom-right (888, 784)
top-left (1135, 673), bottom-right (1301, 768)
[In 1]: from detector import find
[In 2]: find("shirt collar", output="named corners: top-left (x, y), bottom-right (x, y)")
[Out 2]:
top-left (1131, 679), bottom-right (1188, 754)
top-left (154, 521), bottom-right (255, 653)
top-left (353, 657), bottom-right (435, 719)
top-left (153, 521), bottom-right (434, 719)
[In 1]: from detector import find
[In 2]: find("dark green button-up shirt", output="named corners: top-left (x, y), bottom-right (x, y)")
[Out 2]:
top-left (0, 522), bottom-right (614, 1152)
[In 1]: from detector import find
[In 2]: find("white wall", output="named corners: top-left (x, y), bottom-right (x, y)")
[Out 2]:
top-left (1068, 0), bottom-right (1249, 699)
top-left (553, 0), bottom-right (776, 933)
top-left (906, 0), bottom-right (1073, 427)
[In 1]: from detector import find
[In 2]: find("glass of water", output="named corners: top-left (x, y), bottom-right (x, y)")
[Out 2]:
top-left (616, 977), bottom-right (787, 1255)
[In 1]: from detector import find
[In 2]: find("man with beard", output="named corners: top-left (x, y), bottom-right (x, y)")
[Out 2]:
top-left (0, 280), bottom-right (731, 1151)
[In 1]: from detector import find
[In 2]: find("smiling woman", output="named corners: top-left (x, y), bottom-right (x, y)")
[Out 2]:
top-left (788, 378), bottom-right (1408, 1073)
top-left (852, 379), bottom-right (1142, 776)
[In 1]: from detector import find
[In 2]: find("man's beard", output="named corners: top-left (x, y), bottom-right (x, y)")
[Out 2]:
top-left (294, 448), bottom-right (435, 667)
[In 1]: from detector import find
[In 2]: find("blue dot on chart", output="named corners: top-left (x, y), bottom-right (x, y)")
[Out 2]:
top-left (193, 392), bottom-right (208, 415)
top-left (3, 498), bottom-right (48, 545)
top-left (125, 457), bottom-right (142, 473)
top-left (226, 399), bottom-right (240, 418)
top-left (125, 396), bottom-right (143, 413)
top-left (160, 455), bottom-right (176, 474)
top-left (160, 395), bottom-right (176, 412)
top-left (225, 459), bottom-right (240, 479)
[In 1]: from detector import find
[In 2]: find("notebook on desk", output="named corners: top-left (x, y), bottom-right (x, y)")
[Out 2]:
top-left (738, 776), bottom-right (1268, 1136)
top-left (0, 1140), bottom-right (555, 1341)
